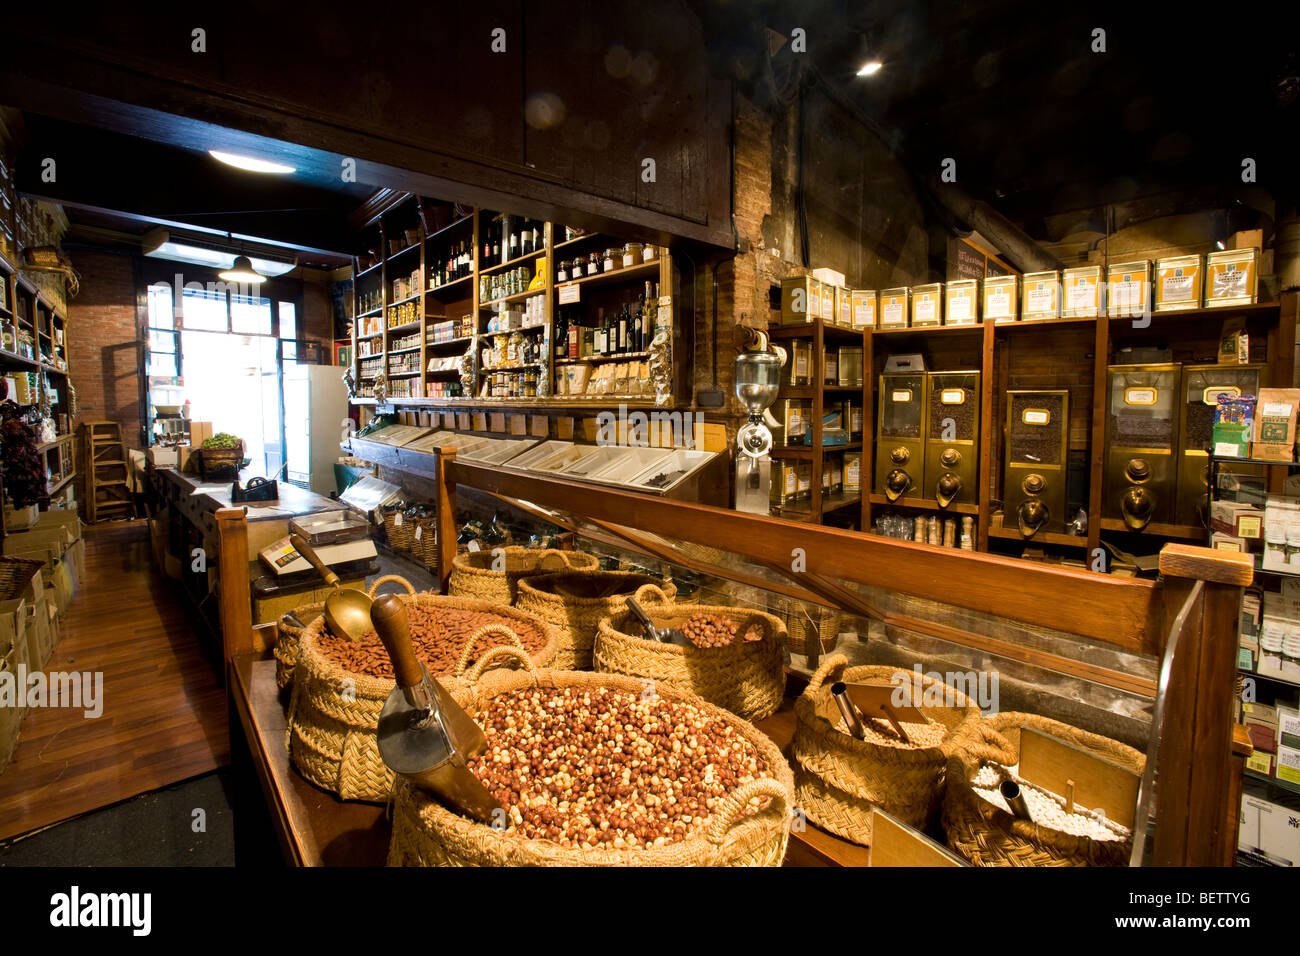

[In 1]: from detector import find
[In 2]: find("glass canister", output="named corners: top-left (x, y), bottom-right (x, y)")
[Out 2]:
top-left (623, 242), bottom-right (643, 267)
top-left (642, 244), bottom-right (658, 262)
top-left (556, 260), bottom-right (569, 283)
top-left (587, 253), bottom-right (601, 276)
top-left (604, 247), bottom-right (620, 272)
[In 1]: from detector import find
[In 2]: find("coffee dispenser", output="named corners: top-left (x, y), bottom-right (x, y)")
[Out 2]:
top-left (1004, 390), bottom-right (1069, 537)
top-left (924, 371), bottom-right (980, 509)
top-left (1176, 363), bottom-right (1265, 526)
top-left (875, 372), bottom-right (928, 501)
top-left (1104, 364), bottom-right (1181, 531)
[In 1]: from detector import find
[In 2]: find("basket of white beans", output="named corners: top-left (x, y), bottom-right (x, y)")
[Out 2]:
top-left (942, 712), bottom-right (1145, 867)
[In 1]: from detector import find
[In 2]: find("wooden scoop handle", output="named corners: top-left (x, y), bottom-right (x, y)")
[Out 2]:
top-left (371, 594), bottom-right (424, 690)
top-left (290, 534), bottom-right (340, 588)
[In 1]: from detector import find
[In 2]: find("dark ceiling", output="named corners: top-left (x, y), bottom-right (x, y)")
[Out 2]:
top-left (697, 0), bottom-right (1300, 237)
top-left (16, 114), bottom-right (369, 267)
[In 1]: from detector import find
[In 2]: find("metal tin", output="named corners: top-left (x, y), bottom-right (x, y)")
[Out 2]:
top-left (1062, 265), bottom-right (1103, 318)
top-left (1020, 271), bottom-right (1061, 321)
top-left (782, 339), bottom-right (813, 386)
top-left (945, 279), bottom-right (980, 326)
top-left (982, 275), bottom-right (1018, 323)
top-left (924, 370), bottom-right (981, 509)
top-left (1106, 260), bottom-right (1152, 318)
top-left (771, 460), bottom-right (800, 506)
top-left (834, 287), bottom-right (853, 328)
top-left (780, 276), bottom-right (819, 325)
top-left (850, 290), bottom-right (877, 330)
top-left (795, 462), bottom-right (813, 499)
top-left (911, 283), bottom-right (944, 327)
top-left (879, 287), bottom-right (910, 329)
top-left (1206, 248), bottom-right (1260, 307)
top-left (1154, 254), bottom-right (1203, 312)
top-left (843, 451), bottom-right (862, 493)
top-left (1004, 390), bottom-right (1069, 537)
top-left (837, 347), bottom-right (864, 386)
top-left (1103, 363), bottom-right (1181, 531)
top-left (875, 372), bottom-right (928, 500)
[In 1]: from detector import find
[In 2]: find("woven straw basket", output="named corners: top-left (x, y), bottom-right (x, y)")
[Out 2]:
top-left (942, 712), bottom-right (1144, 867)
top-left (274, 602), bottom-right (324, 690)
top-left (791, 655), bottom-right (982, 847)
top-left (287, 578), bottom-right (560, 802)
top-left (387, 645), bottom-right (795, 867)
top-left (449, 546), bottom-right (599, 605)
top-left (516, 572), bottom-right (678, 670)
top-left (592, 595), bottom-right (786, 721)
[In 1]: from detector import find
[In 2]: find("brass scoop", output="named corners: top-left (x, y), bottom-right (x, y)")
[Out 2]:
top-left (289, 533), bottom-right (374, 641)
top-left (372, 595), bottom-right (503, 823)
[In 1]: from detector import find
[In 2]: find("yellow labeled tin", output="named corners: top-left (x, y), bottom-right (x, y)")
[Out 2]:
top-left (945, 279), bottom-right (980, 325)
top-left (1107, 261), bottom-right (1152, 318)
top-left (1062, 265), bottom-right (1103, 318)
top-left (879, 287), bottom-right (910, 329)
top-left (1155, 254), bottom-right (1203, 312)
top-left (851, 290), bottom-right (878, 330)
top-left (1021, 271), bottom-right (1061, 320)
top-left (911, 283), bottom-right (943, 327)
top-left (982, 275), bottom-right (1018, 323)
top-left (781, 276), bottom-right (819, 325)
top-left (1206, 248), bottom-right (1259, 307)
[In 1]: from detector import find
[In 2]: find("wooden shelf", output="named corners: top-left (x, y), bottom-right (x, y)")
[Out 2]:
top-left (386, 345), bottom-right (423, 355)
top-left (385, 370), bottom-right (421, 378)
top-left (553, 260), bottom-right (658, 293)
top-left (868, 493), bottom-right (979, 515)
top-left (1099, 518), bottom-right (1204, 540)
top-left (552, 231), bottom-right (606, 252)
top-left (770, 324), bottom-right (866, 342)
top-left (424, 336), bottom-right (474, 348)
top-left (986, 523), bottom-right (1089, 549)
top-left (481, 248), bottom-right (547, 275)
top-left (1107, 301), bottom-right (1280, 325)
top-left (385, 320), bottom-right (422, 334)
top-left (37, 435), bottom-right (74, 453)
top-left (781, 493), bottom-right (863, 518)
top-left (388, 293), bottom-right (422, 308)
top-left (993, 316), bottom-right (1098, 331)
top-left (424, 275), bottom-right (473, 297)
top-left (355, 260), bottom-right (383, 280)
top-left (871, 323), bottom-right (984, 336)
top-left (556, 351), bottom-right (650, 365)
top-left (48, 472), bottom-right (77, 495)
top-left (385, 242), bottom-right (420, 264)
top-left (480, 287), bottom-right (546, 310)
top-left (424, 213), bottom-right (474, 242)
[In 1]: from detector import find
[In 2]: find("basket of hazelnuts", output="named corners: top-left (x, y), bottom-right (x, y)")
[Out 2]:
top-left (386, 645), bottom-right (795, 867)
top-left (592, 589), bottom-right (787, 721)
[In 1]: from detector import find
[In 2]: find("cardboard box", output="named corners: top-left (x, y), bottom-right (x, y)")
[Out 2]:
top-left (189, 421), bottom-right (214, 449)
top-left (1278, 707), bottom-right (1300, 786)
top-left (36, 510), bottom-right (82, 541)
top-left (147, 446), bottom-right (178, 468)
top-left (1239, 791), bottom-right (1300, 866)
top-left (0, 598), bottom-right (27, 669)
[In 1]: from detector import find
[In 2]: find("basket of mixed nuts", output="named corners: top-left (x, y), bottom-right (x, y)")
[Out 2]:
top-left (274, 601), bottom-right (323, 691)
top-left (450, 546), bottom-right (600, 605)
top-left (942, 712), bottom-right (1143, 867)
top-left (387, 645), bottom-right (795, 866)
top-left (790, 655), bottom-right (983, 847)
top-left (515, 572), bottom-right (678, 670)
top-left (287, 577), bottom-right (560, 802)
top-left (592, 596), bottom-right (786, 720)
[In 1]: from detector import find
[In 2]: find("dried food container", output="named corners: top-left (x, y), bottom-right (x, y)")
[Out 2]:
top-left (1020, 271), bottom-right (1061, 321)
top-left (1107, 261), bottom-right (1152, 318)
top-left (982, 275), bottom-right (1018, 323)
top-left (911, 283), bottom-right (943, 327)
top-left (945, 279), bottom-right (979, 326)
top-left (1155, 254), bottom-right (1203, 312)
top-left (851, 289), bottom-right (878, 330)
top-left (1206, 248), bottom-right (1260, 307)
top-left (1062, 265), bottom-right (1103, 318)
top-left (879, 287), bottom-right (910, 329)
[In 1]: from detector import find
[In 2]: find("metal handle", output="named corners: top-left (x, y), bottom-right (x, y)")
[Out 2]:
top-left (1000, 779), bottom-right (1034, 822)
top-left (624, 596), bottom-right (662, 642)
top-left (831, 681), bottom-right (868, 741)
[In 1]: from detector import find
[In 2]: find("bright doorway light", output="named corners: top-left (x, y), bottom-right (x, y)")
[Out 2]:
top-left (209, 150), bottom-right (295, 174)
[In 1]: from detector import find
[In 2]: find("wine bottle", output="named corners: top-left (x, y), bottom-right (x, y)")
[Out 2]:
top-left (508, 227), bottom-right (519, 261)
top-left (618, 305), bottom-right (628, 354)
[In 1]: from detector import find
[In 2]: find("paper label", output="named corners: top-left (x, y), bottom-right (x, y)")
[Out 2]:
top-left (1066, 280), bottom-right (1095, 309)
top-left (1023, 409), bottom-right (1049, 425)
top-left (1262, 402), bottom-right (1291, 417)
top-left (892, 389), bottom-right (912, 403)
top-left (915, 298), bottom-right (936, 323)
top-left (941, 389), bottom-right (965, 405)
top-left (1112, 279), bottom-right (1144, 311)
top-left (1161, 273), bottom-right (1194, 301)
top-left (1125, 388), bottom-right (1157, 405)
top-left (1027, 286), bottom-right (1055, 313)
top-left (558, 284), bottom-right (580, 304)
top-left (883, 302), bottom-right (905, 326)
top-left (414, 525), bottom-right (423, 540)
top-left (948, 294), bottom-right (972, 321)
top-left (394, 512), bottom-right (403, 526)
top-left (851, 407), bottom-right (863, 432)
top-left (853, 302), bottom-right (874, 327)
top-left (795, 352), bottom-right (808, 377)
top-left (467, 540), bottom-right (481, 552)
top-left (1215, 441), bottom-right (1242, 457)
top-left (821, 292), bottom-right (834, 320)
top-left (987, 291), bottom-right (1010, 317)
top-left (1213, 266), bottom-right (1248, 298)
top-left (846, 459), bottom-right (861, 483)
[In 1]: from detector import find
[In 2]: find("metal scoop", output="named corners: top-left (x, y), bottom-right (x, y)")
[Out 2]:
top-left (372, 595), bottom-right (503, 823)
top-left (625, 595), bottom-right (692, 647)
top-left (289, 533), bottom-right (374, 641)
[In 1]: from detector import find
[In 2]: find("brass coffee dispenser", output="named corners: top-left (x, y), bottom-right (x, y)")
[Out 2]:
top-left (1004, 390), bottom-right (1069, 537)
top-left (875, 372), bottom-right (928, 501)
top-left (1104, 364), bottom-right (1181, 531)
top-left (924, 371), bottom-right (980, 509)
top-left (1176, 363), bottom-right (1265, 526)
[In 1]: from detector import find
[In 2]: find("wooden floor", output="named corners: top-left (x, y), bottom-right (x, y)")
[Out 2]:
top-left (0, 520), bottom-right (228, 841)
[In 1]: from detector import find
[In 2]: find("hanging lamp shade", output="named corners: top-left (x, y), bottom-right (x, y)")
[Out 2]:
top-left (218, 255), bottom-right (266, 283)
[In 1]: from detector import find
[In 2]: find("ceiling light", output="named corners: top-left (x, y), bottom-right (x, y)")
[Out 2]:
top-left (1216, 240), bottom-right (1226, 250)
top-left (856, 60), bottom-right (883, 77)
top-left (142, 228), bottom-right (297, 277)
top-left (208, 150), bottom-right (295, 174)
top-left (218, 256), bottom-right (266, 283)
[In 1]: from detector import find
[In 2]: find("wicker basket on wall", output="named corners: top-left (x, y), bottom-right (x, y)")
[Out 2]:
top-left (790, 655), bottom-right (983, 847)
top-left (449, 546), bottom-right (599, 605)
top-left (274, 602), bottom-right (324, 691)
top-left (592, 596), bottom-right (786, 721)
top-left (515, 572), bottom-right (678, 670)
top-left (286, 578), bottom-right (559, 802)
top-left (941, 712), bottom-right (1143, 867)
top-left (387, 646), bottom-right (794, 867)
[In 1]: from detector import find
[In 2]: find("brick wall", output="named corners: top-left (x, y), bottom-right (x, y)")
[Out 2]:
top-left (67, 249), bottom-right (144, 452)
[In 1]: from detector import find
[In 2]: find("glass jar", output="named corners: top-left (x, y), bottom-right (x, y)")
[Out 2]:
top-left (604, 248), bottom-right (620, 272)
top-left (642, 243), bottom-right (658, 263)
top-left (623, 242), bottom-right (643, 267)
top-left (587, 253), bottom-right (601, 276)
top-left (556, 260), bottom-right (569, 283)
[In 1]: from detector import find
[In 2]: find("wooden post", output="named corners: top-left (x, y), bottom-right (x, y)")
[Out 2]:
top-left (216, 507), bottom-right (254, 669)
top-left (435, 448), bottom-right (458, 593)
top-left (1152, 544), bottom-right (1252, 866)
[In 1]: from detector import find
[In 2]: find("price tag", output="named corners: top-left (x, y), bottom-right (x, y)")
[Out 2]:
top-left (414, 525), bottom-right (423, 541)
top-left (1023, 409), bottom-right (1050, 425)
top-left (394, 512), bottom-right (403, 526)
top-left (467, 540), bottom-right (481, 552)
top-left (558, 283), bottom-right (580, 304)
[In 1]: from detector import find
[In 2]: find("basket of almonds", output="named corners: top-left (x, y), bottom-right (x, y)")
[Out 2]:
top-left (288, 576), bottom-right (560, 802)
top-left (790, 655), bottom-right (983, 847)
top-left (592, 594), bottom-right (786, 720)
top-left (273, 601), bottom-right (324, 691)
top-left (941, 712), bottom-right (1144, 866)
top-left (516, 572), bottom-right (678, 670)
top-left (387, 645), bottom-right (795, 866)
top-left (449, 546), bottom-right (600, 605)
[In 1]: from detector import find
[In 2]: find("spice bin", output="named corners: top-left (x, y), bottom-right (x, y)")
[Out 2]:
top-left (942, 712), bottom-right (1144, 866)
top-left (790, 655), bottom-right (982, 846)
top-left (593, 596), bottom-right (787, 720)
top-left (515, 571), bottom-right (678, 669)
top-left (387, 649), bottom-right (794, 866)
top-left (287, 580), bottom-right (560, 802)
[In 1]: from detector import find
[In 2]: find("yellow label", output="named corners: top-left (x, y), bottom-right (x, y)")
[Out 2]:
top-left (1245, 750), bottom-right (1272, 775)
top-left (1023, 409), bottom-right (1050, 425)
top-left (941, 389), bottom-right (965, 405)
top-left (891, 389), bottom-right (913, 403)
top-left (1124, 387), bottom-right (1157, 406)
top-left (1204, 386), bottom-right (1241, 405)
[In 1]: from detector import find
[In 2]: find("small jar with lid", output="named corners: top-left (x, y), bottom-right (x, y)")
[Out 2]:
top-left (587, 252), bottom-right (601, 276)
top-left (556, 260), bottom-right (570, 283)
top-left (642, 243), bottom-right (658, 263)
top-left (622, 242), bottom-right (643, 268)
top-left (1266, 525), bottom-right (1287, 565)
top-left (603, 248), bottom-right (620, 272)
